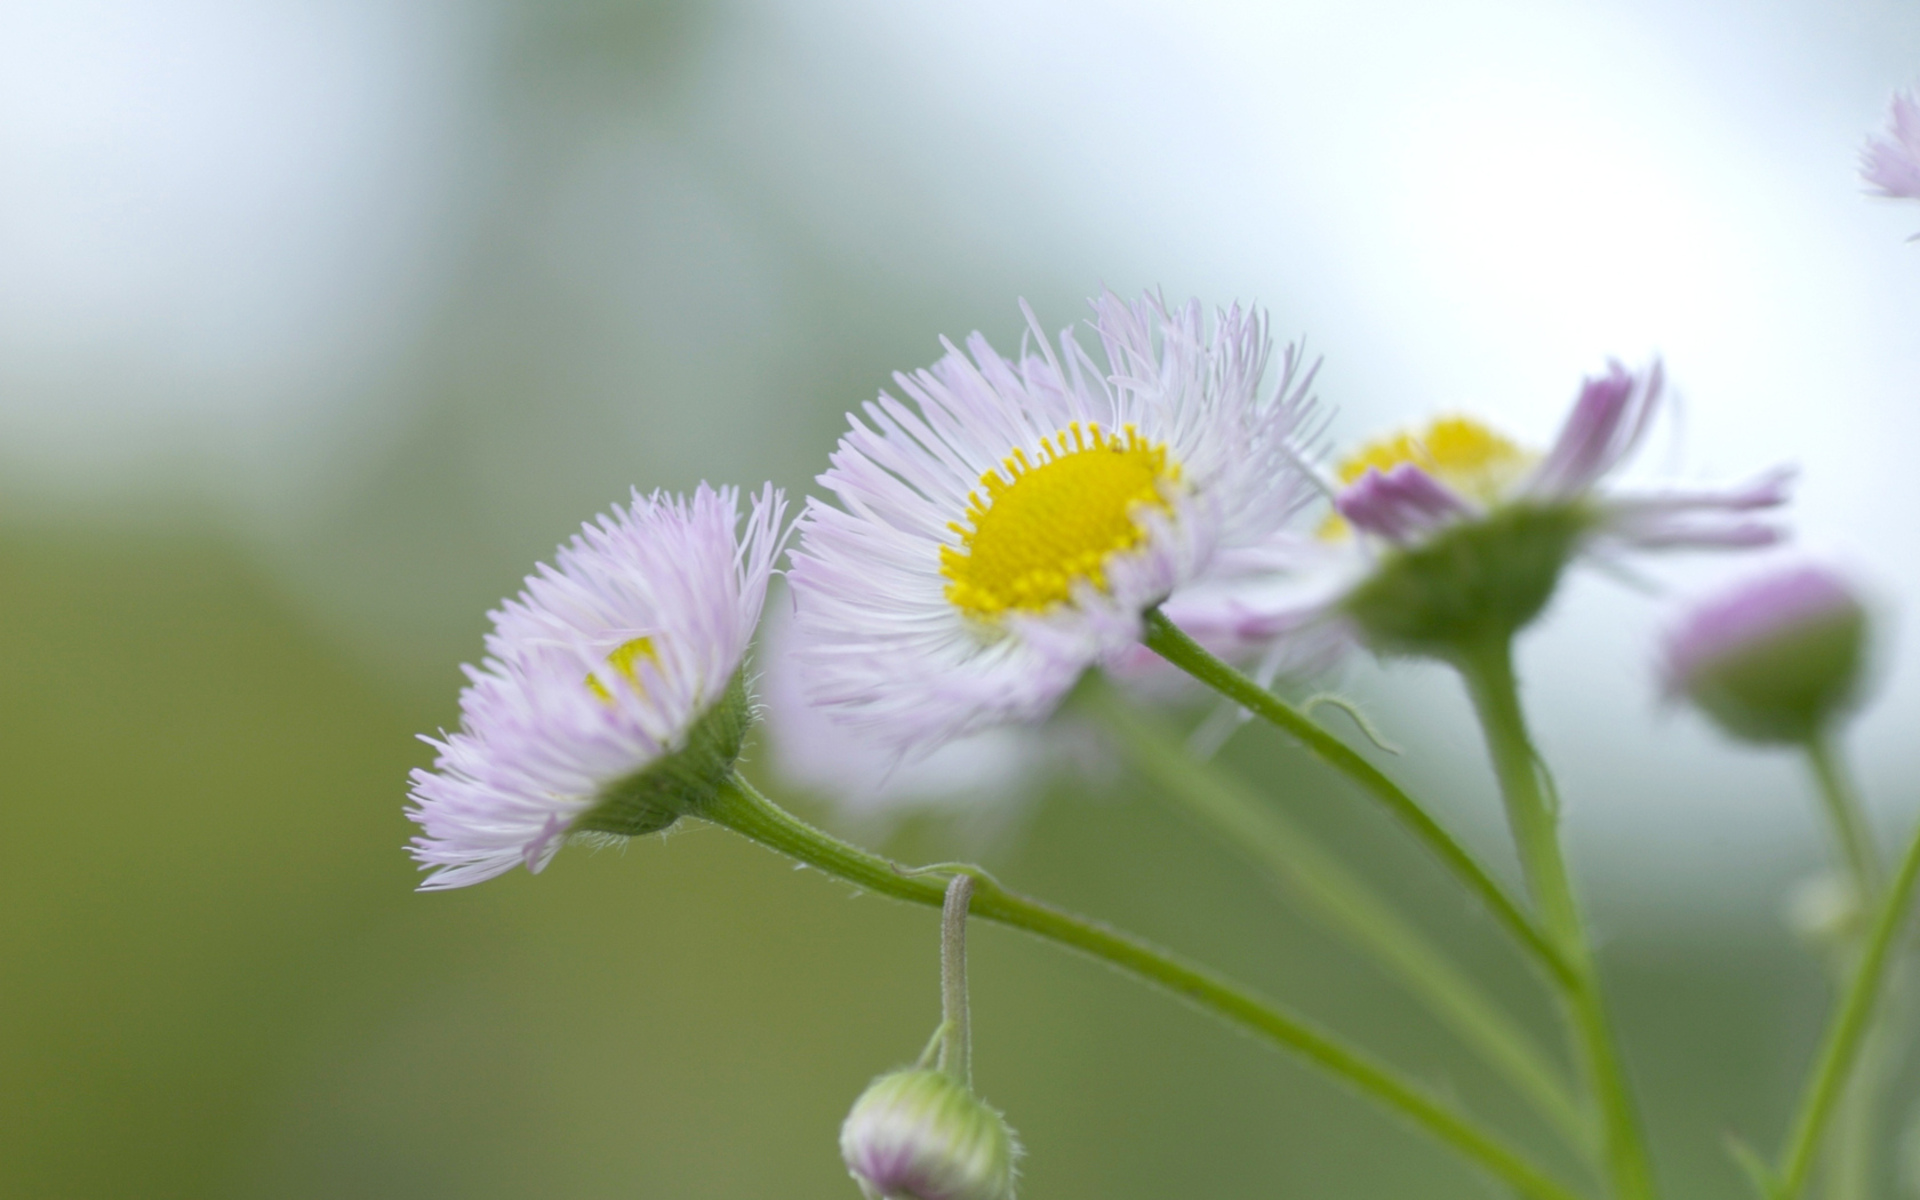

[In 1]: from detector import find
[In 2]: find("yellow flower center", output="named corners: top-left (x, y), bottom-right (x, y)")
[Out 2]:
top-left (585, 636), bottom-right (660, 703)
top-left (1321, 415), bottom-right (1535, 538)
top-left (940, 422), bottom-right (1180, 619)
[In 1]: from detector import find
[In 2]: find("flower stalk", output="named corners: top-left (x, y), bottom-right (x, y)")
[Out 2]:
top-left (1141, 609), bottom-right (1573, 987)
top-left (939, 875), bottom-right (975, 1084)
top-left (708, 773), bottom-right (1588, 1200)
top-left (1772, 810), bottom-right (1920, 1198)
top-left (1081, 676), bottom-right (1591, 1154)
top-left (1453, 636), bottom-right (1656, 1200)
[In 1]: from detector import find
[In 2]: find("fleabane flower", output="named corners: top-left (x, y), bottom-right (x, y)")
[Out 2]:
top-left (1862, 88), bottom-right (1920, 204)
top-left (1659, 564), bottom-right (1871, 745)
top-left (787, 292), bottom-right (1319, 753)
top-left (407, 483), bottom-right (785, 889)
top-left (1321, 360), bottom-right (1792, 656)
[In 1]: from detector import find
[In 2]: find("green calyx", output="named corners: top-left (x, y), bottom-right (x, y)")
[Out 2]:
top-left (1340, 503), bottom-right (1588, 659)
top-left (573, 671), bottom-right (752, 837)
top-left (1684, 608), bottom-right (1867, 745)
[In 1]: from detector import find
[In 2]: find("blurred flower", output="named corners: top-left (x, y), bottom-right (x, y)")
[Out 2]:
top-left (407, 484), bottom-right (785, 889)
top-left (758, 595), bottom-right (1050, 832)
top-left (1862, 88), bottom-right (1920, 203)
top-left (787, 292), bottom-right (1321, 754)
top-left (841, 1067), bottom-right (1020, 1200)
top-left (1318, 360), bottom-right (1792, 656)
top-left (1659, 564), bottom-right (1869, 744)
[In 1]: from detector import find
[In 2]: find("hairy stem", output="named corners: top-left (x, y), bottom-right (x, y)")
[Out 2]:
top-left (938, 875), bottom-right (974, 1084)
top-left (1455, 637), bottom-right (1656, 1200)
top-left (1141, 609), bottom-right (1573, 987)
top-left (709, 774), bottom-right (1589, 1200)
top-left (1774, 810), bottom-right (1920, 1198)
top-left (1806, 734), bottom-right (1881, 902)
top-left (1083, 677), bottom-right (1592, 1154)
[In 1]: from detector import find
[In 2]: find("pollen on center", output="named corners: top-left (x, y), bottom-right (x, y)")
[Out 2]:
top-left (941, 422), bottom-right (1180, 619)
top-left (586, 635), bottom-right (660, 703)
top-left (1321, 415), bottom-right (1535, 539)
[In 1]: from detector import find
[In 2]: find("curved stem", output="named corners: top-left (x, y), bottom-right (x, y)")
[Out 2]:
top-left (1455, 637), bottom-right (1656, 1200)
top-left (1774, 810), bottom-right (1920, 1199)
top-left (710, 774), bottom-right (1589, 1200)
top-left (1082, 678), bottom-right (1593, 1155)
top-left (1141, 609), bottom-right (1573, 988)
top-left (938, 875), bottom-right (974, 1084)
top-left (1805, 734), bottom-right (1881, 902)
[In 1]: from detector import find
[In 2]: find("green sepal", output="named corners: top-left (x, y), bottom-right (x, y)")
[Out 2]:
top-left (573, 670), bottom-right (751, 837)
top-left (1340, 503), bottom-right (1587, 659)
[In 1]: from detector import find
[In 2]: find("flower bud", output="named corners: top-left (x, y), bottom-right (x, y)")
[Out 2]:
top-left (840, 1068), bottom-right (1019, 1200)
top-left (1660, 566), bottom-right (1870, 744)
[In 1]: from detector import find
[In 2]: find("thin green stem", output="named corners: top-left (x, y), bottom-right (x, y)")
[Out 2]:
top-left (938, 875), bottom-right (974, 1084)
top-left (709, 774), bottom-right (1590, 1200)
top-left (1141, 609), bottom-right (1573, 988)
top-left (1083, 677), bottom-right (1593, 1155)
top-left (1805, 734), bottom-right (1881, 902)
top-left (1455, 637), bottom-right (1656, 1200)
top-left (1774, 811), bottom-right (1920, 1199)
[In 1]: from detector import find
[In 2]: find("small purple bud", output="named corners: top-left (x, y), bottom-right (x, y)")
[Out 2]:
top-left (1660, 565), bottom-right (1871, 744)
top-left (841, 1068), bottom-right (1019, 1200)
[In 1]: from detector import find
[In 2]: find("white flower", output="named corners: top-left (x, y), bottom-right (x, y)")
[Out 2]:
top-left (787, 292), bottom-right (1320, 754)
top-left (1326, 360), bottom-right (1791, 554)
top-left (1309, 359), bottom-right (1793, 655)
top-left (407, 483), bottom-right (785, 890)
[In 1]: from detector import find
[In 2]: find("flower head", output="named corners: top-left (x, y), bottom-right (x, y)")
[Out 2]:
top-left (841, 1068), bottom-right (1020, 1200)
top-left (1660, 564), bottom-right (1870, 744)
top-left (1862, 88), bottom-right (1920, 203)
top-left (406, 484), bottom-right (785, 889)
top-left (1324, 360), bottom-right (1792, 655)
top-left (788, 292), bottom-right (1319, 753)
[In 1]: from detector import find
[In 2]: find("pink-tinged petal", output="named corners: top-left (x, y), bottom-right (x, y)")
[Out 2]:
top-left (1862, 89), bottom-right (1920, 200)
top-left (1525, 359), bottom-right (1663, 499)
top-left (1596, 465), bottom-right (1795, 550)
top-left (1335, 463), bottom-right (1473, 544)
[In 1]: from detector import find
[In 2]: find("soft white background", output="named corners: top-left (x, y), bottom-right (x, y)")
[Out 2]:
top-left (3, 0), bottom-right (1916, 914)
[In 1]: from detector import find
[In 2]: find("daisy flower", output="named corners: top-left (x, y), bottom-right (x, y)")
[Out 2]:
top-left (1316, 360), bottom-right (1793, 655)
top-left (786, 292), bottom-right (1320, 754)
top-left (407, 483), bottom-right (785, 890)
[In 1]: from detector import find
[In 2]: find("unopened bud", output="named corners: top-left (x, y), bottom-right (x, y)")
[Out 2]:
top-left (840, 1068), bottom-right (1019, 1200)
top-left (1660, 566), bottom-right (1870, 744)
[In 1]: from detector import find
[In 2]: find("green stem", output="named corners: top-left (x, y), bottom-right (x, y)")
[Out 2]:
top-left (710, 774), bottom-right (1589, 1200)
top-left (1083, 677), bottom-right (1593, 1155)
top-left (1141, 609), bottom-right (1574, 988)
top-left (938, 875), bottom-right (974, 1084)
top-left (1455, 637), bottom-right (1656, 1200)
top-left (1774, 811), bottom-right (1920, 1199)
top-left (1805, 734), bottom-right (1881, 902)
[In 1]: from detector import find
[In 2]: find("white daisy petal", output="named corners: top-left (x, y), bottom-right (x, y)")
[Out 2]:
top-left (788, 292), bottom-right (1320, 754)
top-left (407, 483), bottom-right (786, 889)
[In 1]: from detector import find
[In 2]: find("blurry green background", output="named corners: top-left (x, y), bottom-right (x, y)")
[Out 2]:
top-left (3, 0), bottom-right (1919, 1196)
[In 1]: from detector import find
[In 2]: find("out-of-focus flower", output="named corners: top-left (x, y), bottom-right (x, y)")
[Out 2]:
top-left (1315, 360), bottom-right (1792, 657)
top-left (787, 292), bottom-right (1322, 755)
top-left (1659, 564), bottom-right (1869, 745)
top-left (1862, 88), bottom-right (1920, 203)
top-left (407, 484), bottom-right (785, 889)
top-left (758, 596), bottom-right (1049, 830)
top-left (841, 1067), bottom-right (1020, 1200)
